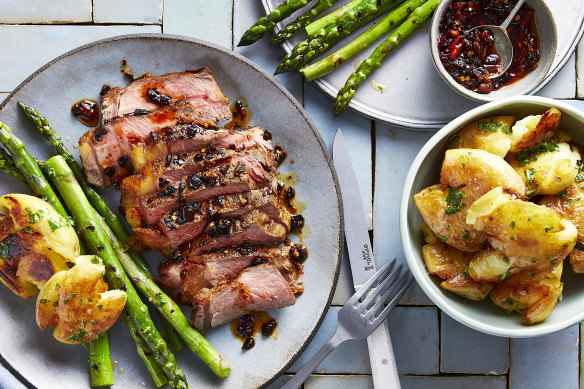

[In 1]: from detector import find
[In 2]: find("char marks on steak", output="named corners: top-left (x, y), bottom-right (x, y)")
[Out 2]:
top-left (125, 153), bottom-right (278, 228)
top-left (79, 100), bottom-right (209, 187)
top-left (130, 125), bottom-right (273, 173)
top-left (133, 189), bottom-right (289, 253)
top-left (156, 245), bottom-right (304, 305)
top-left (101, 68), bottom-right (232, 123)
top-left (190, 263), bottom-right (296, 332)
top-left (120, 146), bottom-right (277, 211)
top-left (176, 209), bottom-right (289, 257)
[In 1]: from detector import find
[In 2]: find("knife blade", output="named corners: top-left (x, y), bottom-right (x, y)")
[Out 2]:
top-left (333, 128), bottom-right (401, 389)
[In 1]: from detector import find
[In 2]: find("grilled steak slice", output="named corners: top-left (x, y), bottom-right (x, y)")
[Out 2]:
top-left (120, 147), bottom-right (277, 211)
top-left (79, 100), bottom-right (209, 187)
top-left (178, 210), bottom-right (289, 257)
top-left (125, 157), bottom-right (278, 228)
top-left (130, 125), bottom-right (273, 172)
top-left (190, 263), bottom-right (296, 332)
top-left (133, 189), bottom-right (288, 252)
top-left (101, 68), bottom-right (232, 123)
top-left (156, 245), bottom-right (304, 305)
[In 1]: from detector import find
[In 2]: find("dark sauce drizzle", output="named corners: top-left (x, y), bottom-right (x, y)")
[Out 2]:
top-left (231, 311), bottom-right (278, 350)
top-left (225, 99), bottom-right (252, 128)
top-left (71, 99), bottom-right (99, 127)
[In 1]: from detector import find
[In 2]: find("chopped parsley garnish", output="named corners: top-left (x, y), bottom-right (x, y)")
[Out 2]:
top-left (500, 267), bottom-right (513, 280)
top-left (90, 257), bottom-right (99, 264)
top-left (39, 299), bottom-right (48, 304)
top-left (544, 226), bottom-right (553, 233)
top-left (524, 168), bottom-right (538, 197)
top-left (517, 138), bottom-right (560, 167)
top-left (449, 134), bottom-right (461, 147)
top-left (47, 219), bottom-right (61, 231)
top-left (576, 241), bottom-right (584, 251)
top-left (23, 226), bottom-right (33, 233)
top-left (477, 118), bottom-right (504, 133)
top-left (97, 304), bottom-right (103, 310)
top-left (531, 257), bottom-right (537, 263)
top-left (502, 298), bottom-right (514, 312)
top-left (555, 189), bottom-right (568, 199)
top-left (445, 186), bottom-right (465, 214)
top-left (0, 234), bottom-right (15, 260)
top-left (25, 208), bottom-right (44, 225)
top-left (503, 257), bottom-right (510, 264)
top-left (68, 329), bottom-right (87, 342)
top-left (462, 230), bottom-right (470, 240)
top-left (509, 221), bottom-right (515, 229)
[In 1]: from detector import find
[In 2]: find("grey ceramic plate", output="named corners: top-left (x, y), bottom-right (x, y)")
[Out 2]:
top-left (0, 34), bottom-right (342, 389)
top-left (262, 0), bottom-right (584, 129)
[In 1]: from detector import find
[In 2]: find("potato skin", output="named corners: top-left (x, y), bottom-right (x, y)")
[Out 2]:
top-left (468, 247), bottom-right (518, 283)
top-left (510, 109), bottom-right (562, 152)
top-left (441, 149), bottom-right (526, 196)
top-left (540, 180), bottom-right (584, 273)
top-left (415, 184), bottom-right (487, 252)
top-left (490, 263), bottom-right (563, 324)
top-left (449, 116), bottom-right (514, 157)
top-left (467, 187), bottom-right (577, 269)
top-left (422, 243), bottom-right (493, 300)
top-left (35, 255), bottom-right (127, 344)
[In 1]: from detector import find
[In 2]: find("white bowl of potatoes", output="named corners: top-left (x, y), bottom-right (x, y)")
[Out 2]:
top-left (401, 96), bottom-right (584, 337)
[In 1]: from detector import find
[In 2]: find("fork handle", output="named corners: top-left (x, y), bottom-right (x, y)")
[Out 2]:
top-left (281, 331), bottom-right (345, 389)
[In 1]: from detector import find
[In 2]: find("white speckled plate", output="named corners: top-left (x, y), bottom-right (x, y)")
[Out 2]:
top-left (0, 34), bottom-right (342, 389)
top-left (263, 0), bottom-right (584, 129)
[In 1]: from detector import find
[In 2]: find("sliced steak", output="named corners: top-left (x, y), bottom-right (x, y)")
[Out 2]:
top-left (120, 147), bottom-right (277, 211)
top-left (101, 68), bottom-right (232, 123)
top-left (156, 244), bottom-right (305, 305)
top-left (133, 189), bottom-right (288, 252)
top-left (190, 263), bottom-right (296, 332)
top-left (79, 100), bottom-right (208, 187)
top-left (125, 157), bottom-right (278, 228)
top-left (130, 125), bottom-right (273, 172)
top-left (178, 210), bottom-right (289, 257)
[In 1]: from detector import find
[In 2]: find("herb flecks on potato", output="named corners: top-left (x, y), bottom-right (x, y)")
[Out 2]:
top-left (467, 187), bottom-right (577, 269)
top-left (449, 116), bottom-right (515, 158)
top-left (509, 108), bottom-right (562, 153)
top-left (36, 255), bottom-right (127, 344)
top-left (0, 194), bottom-right (79, 298)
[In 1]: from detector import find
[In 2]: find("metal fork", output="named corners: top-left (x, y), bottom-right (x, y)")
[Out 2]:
top-left (281, 260), bottom-right (413, 389)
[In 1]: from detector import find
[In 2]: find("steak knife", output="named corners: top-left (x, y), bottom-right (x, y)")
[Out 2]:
top-left (333, 129), bottom-right (401, 389)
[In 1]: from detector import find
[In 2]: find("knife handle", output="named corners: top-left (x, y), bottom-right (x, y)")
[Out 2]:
top-left (367, 321), bottom-right (401, 389)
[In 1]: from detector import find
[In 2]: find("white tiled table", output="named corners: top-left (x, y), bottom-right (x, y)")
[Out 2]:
top-left (1, 1), bottom-right (583, 388)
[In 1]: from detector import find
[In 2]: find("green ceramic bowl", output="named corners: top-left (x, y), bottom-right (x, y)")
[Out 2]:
top-left (400, 96), bottom-right (584, 337)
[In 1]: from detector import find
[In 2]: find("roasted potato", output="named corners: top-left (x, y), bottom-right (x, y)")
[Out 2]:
top-left (540, 180), bottom-right (584, 273)
top-left (449, 116), bottom-right (515, 157)
top-left (467, 187), bottom-right (577, 269)
top-left (422, 243), bottom-right (493, 300)
top-left (441, 149), bottom-right (526, 196)
top-left (507, 139), bottom-right (579, 196)
top-left (36, 255), bottom-right (127, 344)
top-left (0, 194), bottom-right (79, 298)
top-left (415, 184), bottom-right (487, 252)
top-left (421, 223), bottom-right (439, 244)
top-left (509, 108), bottom-right (562, 152)
top-left (468, 246), bottom-right (519, 283)
top-left (490, 263), bottom-right (563, 324)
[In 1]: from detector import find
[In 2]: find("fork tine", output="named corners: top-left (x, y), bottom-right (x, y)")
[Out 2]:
top-left (357, 263), bottom-right (403, 313)
top-left (346, 260), bottom-right (397, 308)
top-left (364, 272), bottom-right (412, 324)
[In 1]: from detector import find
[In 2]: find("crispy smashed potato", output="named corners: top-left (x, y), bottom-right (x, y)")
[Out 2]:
top-left (507, 139), bottom-right (580, 196)
top-left (509, 108), bottom-right (562, 152)
top-left (540, 180), bottom-right (584, 272)
top-left (0, 194), bottom-right (79, 298)
top-left (449, 116), bottom-right (515, 157)
top-left (467, 187), bottom-right (577, 269)
top-left (422, 243), bottom-right (492, 300)
top-left (441, 148), bottom-right (526, 196)
top-left (468, 247), bottom-right (518, 283)
top-left (415, 184), bottom-right (486, 252)
top-left (490, 263), bottom-right (563, 324)
top-left (36, 255), bottom-right (127, 344)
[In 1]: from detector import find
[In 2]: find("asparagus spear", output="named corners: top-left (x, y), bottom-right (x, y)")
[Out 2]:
top-left (18, 102), bottom-right (186, 352)
top-left (44, 155), bottom-right (189, 389)
top-left (238, 0), bottom-right (312, 46)
top-left (275, 0), bottom-right (405, 74)
top-left (86, 334), bottom-right (114, 387)
top-left (334, 0), bottom-right (442, 114)
top-left (0, 147), bottom-right (24, 182)
top-left (0, 121), bottom-right (114, 387)
top-left (305, 0), bottom-right (362, 35)
top-left (271, 0), bottom-right (341, 45)
top-left (301, 0), bottom-right (428, 80)
top-left (97, 213), bottom-right (232, 379)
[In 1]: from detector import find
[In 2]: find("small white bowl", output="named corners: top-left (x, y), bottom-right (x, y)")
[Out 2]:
top-left (429, 0), bottom-right (558, 102)
top-left (400, 96), bottom-right (584, 338)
